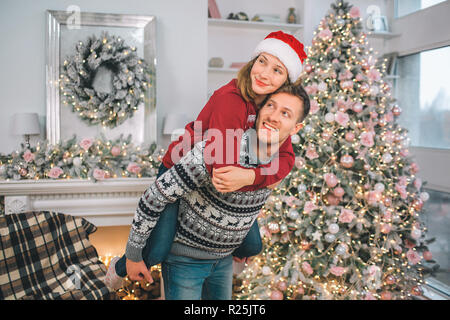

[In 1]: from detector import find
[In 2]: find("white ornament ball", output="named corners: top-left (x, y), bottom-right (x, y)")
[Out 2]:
top-left (289, 210), bottom-right (300, 220)
top-left (325, 233), bottom-right (336, 242)
top-left (73, 157), bottom-right (82, 168)
top-left (262, 266), bottom-right (272, 276)
top-left (374, 183), bottom-right (385, 192)
top-left (291, 134), bottom-right (300, 144)
top-left (411, 228), bottom-right (422, 240)
top-left (304, 125), bottom-right (313, 133)
top-left (382, 153), bottom-right (393, 163)
top-left (325, 113), bottom-right (335, 123)
top-left (298, 184), bottom-right (307, 193)
top-left (328, 223), bottom-right (340, 234)
top-left (420, 192), bottom-right (430, 202)
top-left (336, 243), bottom-right (348, 255)
top-left (268, 222), bottom-right (280, 233)
top-left (280, 224), bottom-right (288, 233)
top-left (370, 86), bottom-right (380, 96)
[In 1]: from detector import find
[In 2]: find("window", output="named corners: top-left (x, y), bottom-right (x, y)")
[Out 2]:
top-left (421, 189), bottom-right (450, 289)
top-left (395, 46), bottom-right (450, 150)
top-left (395, 0), bottom-right (447, 18)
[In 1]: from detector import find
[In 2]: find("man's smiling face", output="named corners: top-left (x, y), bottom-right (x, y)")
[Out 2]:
top-left (255, 92), bottom-right (304, 147)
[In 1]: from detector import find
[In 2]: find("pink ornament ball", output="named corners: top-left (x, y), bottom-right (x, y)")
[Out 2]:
top-left (340, 155), bottom-right (354, 168)
top-left (380, 223), bottom-right (391, 234)
top-left (380, 291), bottom-right (392, 300)
top-left (322, 131), bottom-right (332, 141)
top-left (392, 106), bottom-right (402, 116)
top-left (111, 146), bottom-right (121, 156)
top-left (352, 102), bottom-right (363, 113)
top-left (360, 83), bottom-right (370, 94)
top-left (295, 156), bottom-right (306, 169)
top-left (411, 286), bottom-right (422, 296)
top-left (277, 281), bottom-right (287, 291)
top-left (345, 132), bottom-right (355, 142)
top-left (333, 187), bottom-right (345, 197)
top-left (423, 251), bottom-right (433, 261)
top-left (305, 64), bottom-right (313, 73)
top-left (270, 290), bottom-right (284, 300)
top-left (327, 193), bottom-right (341, 206)
top-left (324, 173), bottom-right (338, 188)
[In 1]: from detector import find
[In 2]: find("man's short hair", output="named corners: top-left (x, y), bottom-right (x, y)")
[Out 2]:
top-left (273, 84), bottom-right (311, 123)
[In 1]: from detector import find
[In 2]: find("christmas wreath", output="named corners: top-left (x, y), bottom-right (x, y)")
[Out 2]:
top-left (60, 32), bottom-right (155, 128)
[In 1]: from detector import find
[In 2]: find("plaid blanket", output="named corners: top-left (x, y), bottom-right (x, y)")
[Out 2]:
top-left (0, 210), bottom-right (113, 300)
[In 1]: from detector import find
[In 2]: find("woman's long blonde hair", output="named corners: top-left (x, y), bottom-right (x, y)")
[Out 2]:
top-left (237, 55), bottom-right (291, 106)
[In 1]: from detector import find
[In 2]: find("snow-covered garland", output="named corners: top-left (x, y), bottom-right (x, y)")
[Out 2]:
top-left (60, 32), bottom-right (155, 128)
top-left (0, 135), bottom-right (164, 181)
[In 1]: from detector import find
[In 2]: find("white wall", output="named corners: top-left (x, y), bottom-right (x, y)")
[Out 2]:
top-left (0, 0), bottom-right (208, 153)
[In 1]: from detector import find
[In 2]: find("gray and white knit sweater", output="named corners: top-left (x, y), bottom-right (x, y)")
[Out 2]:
top-left (125, 130), bottom-right (273, 262)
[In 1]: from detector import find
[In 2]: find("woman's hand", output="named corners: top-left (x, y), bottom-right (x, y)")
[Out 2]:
top-left (212, 166), bottom-right (255, 193)
top-left (126, 258), bottom-right (153, 283)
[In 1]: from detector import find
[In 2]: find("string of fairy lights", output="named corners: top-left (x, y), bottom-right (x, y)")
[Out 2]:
top-left (1, 0), bottom-right (435, 301)
top-left (236, 1), bottom-right (433, 300)
top-left (0, 136), bottom-right (165, 181)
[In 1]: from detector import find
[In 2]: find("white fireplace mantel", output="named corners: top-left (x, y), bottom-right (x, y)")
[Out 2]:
top-left (0, 178), bottom-right (155, 227)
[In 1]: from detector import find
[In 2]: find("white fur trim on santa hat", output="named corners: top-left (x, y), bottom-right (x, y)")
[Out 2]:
top-left (252, 38), bottom-right (303, 83)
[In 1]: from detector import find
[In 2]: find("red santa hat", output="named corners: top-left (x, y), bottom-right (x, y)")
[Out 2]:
top-left (252, 31), bottom-right (307, 83)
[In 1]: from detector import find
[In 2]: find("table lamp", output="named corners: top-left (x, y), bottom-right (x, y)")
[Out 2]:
top-left (12, 113), bottom-right (41, 149)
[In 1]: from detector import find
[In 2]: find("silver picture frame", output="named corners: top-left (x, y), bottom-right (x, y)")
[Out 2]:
top-left (45, 10), bottom-right (157, 146)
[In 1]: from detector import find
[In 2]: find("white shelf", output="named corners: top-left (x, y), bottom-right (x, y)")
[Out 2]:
top-left (366, 31), bottom-right (401, 40)
top-left (208, 18), bottom-right (303, 32)
top-left (208, 67), bottom-right (239, 73)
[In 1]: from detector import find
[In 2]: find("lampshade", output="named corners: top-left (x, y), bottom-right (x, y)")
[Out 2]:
top-left (12, 113), bottom-right (40, 136)
top-left (163, 113), bottom-right (190, 135)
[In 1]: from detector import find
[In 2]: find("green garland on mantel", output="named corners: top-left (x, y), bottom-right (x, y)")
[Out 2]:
top-left (0, 135), bottom-right (164, 182)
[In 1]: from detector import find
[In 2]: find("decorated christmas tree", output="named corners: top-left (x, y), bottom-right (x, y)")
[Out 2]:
top-left (236, 0), bottom-right (437, 300)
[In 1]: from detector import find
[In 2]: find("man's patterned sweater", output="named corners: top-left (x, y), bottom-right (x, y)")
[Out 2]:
top-left (125, 131), bottom-right (273, 261)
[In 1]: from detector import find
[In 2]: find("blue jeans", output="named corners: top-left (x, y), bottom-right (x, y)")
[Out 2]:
top-left (115, 163), bottom-right (263, 277)
top-left (162, 253), bottom-right (233, 300)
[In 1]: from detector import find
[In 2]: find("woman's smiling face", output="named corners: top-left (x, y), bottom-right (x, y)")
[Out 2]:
top-left (250, 53), bottom-right (289, 96)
